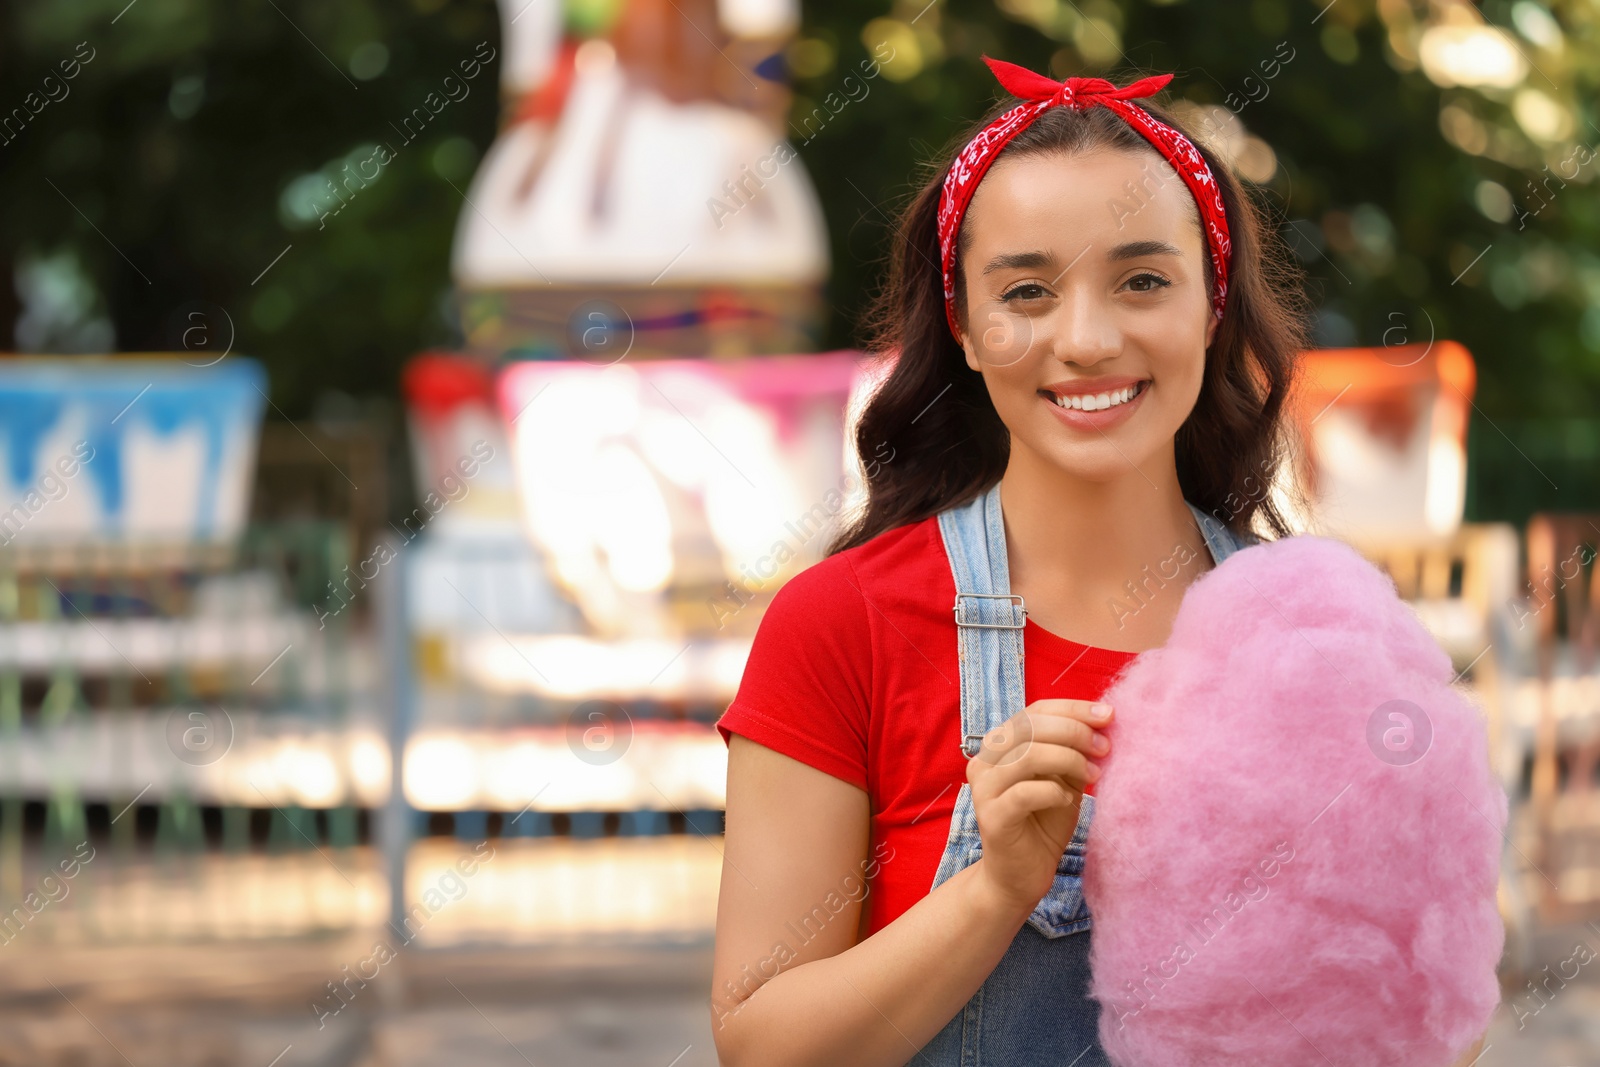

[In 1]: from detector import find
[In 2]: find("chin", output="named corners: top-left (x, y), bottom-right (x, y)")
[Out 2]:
top-left (1040, 438), bottom-right (1163, 483)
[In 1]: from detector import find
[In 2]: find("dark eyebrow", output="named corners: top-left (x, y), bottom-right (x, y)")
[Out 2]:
top-left (1109, 239), bottom-right (1183, 261)
top-left (982, 250), bottom-right (1058, 275)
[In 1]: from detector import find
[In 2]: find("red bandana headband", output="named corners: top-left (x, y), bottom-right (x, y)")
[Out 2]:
top-left (938, 56), bottom-right (1232, 342)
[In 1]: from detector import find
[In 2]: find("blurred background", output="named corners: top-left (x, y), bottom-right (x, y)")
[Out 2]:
top-left (1, 0), bottom-right (1598, 1063)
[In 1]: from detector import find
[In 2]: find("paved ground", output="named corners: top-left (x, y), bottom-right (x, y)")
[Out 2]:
top-left (0, 939), bottom-right (721, 1067)
top-left (2, 838), bottom-right (1598, 1065)
top-left (7, 932), bottom-right (1600, 1066)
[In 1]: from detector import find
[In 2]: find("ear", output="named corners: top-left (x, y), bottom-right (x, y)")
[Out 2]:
top-left (1204, 309), bottom-right (1220, 349)
top-left (955, 300), bottom-right (987, 373)
top-left (962, 327), bottom-right (983, 374)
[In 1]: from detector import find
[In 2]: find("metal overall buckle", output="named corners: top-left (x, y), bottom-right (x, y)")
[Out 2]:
top-left (953, 591), bottom-right (1026, 758)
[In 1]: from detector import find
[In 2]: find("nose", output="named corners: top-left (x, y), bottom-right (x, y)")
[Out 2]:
top-left (1048, 288), bottom-right (1121, 368)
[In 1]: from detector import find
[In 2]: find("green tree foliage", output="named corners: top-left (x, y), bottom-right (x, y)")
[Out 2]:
top-left (0, 0), bottom-right (500, 415)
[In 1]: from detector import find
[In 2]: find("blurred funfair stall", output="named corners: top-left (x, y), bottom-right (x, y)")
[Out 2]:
top-left (0, 0), bottom-right (866, 958)
top-left (0, 355), bottom-right (393, 941)
top-left (386, 0), bottom-right (873, 940)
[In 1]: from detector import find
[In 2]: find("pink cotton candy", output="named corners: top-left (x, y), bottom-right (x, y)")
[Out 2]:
top-left (1083, 534), bottom-right (1505, 1067)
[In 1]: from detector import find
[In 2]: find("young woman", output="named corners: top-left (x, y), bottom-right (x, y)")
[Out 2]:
top-left (711, 59), bottom-right (1487, 1066)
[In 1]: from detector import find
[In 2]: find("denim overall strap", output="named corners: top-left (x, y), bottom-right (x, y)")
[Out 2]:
top-left (932, 481), bottom-right (1093, 940)
top-left (939, 481), bottom-right (1027, 760)
top-left (1188, 501), bottom-right (1254, 565)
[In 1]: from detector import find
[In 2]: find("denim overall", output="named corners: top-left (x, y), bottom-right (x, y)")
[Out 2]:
top-left (913, 481), bottom-right (1254, 1066)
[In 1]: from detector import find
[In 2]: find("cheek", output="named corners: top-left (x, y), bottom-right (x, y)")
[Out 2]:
top-left (1151, 330), bottom-right (1207, 383)
top-left (1130, 309), bottom-right (1209, 387)
top-left (1146, 344), bottom-right (1207, 420)
top-left (979, 360), bottom-right (1044, 418)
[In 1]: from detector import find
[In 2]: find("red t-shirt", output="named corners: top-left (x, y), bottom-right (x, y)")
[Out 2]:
top-left (716, 515), bottom-right (1139, 936)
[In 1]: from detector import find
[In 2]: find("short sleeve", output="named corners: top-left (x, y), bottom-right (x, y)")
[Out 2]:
top-left (716, 554), bottom-right (873, 791)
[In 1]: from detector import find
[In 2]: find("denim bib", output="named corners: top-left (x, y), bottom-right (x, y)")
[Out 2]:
top-left (915, 480), bottom-right (1254, 1065)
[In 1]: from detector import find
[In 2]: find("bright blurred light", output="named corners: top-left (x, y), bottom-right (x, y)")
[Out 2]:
top-left (1167, 103), bottom-right (1278, 184)
top-left (1419, 25), bottom-right (1527, 88)
top-left (278, 740), bottom-right (343, 807)
top-left (349, 734), bottom-right (391, 805)
top-left (405, 736), bottom-right (479, 809)
top-left (406, 837), bottom-right (721, 945)
top-left (462, 634), bottom-right (751, 700)
top-left (1511, 88), bottom-right (1571, 143)
top-left (698, 400), bottom-right (808, 578)
top-left (400, 726), bottom-right (727, 811)
top-left (538, 749), bottom-right (642, 811)
top-left (1425, 435), bottom-right (1467, 537)
top-left (500, 357), bottom-right (866, 642)
top-left (719, 0), bottom-right (800, 39)
top-left (483, 740), bottom-right (563, 810)
top-left (1439, 103), bottom-right (1490, 155)
top-left (590, 442), bottom-right (674, 592)
top-left (1511, 1), bottom-right (1563, 52)
top-left (861, 18), bottom-right (922, 81)
top-left (1474, 180), bottom-right (1514, 223)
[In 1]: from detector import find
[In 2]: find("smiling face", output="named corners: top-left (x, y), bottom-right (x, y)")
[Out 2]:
top-left (956, 147), bottom-right (1218, 483)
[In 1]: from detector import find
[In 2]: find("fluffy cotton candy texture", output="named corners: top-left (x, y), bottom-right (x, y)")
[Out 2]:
top-left (1083, 534), bottom-right (1505, 1067)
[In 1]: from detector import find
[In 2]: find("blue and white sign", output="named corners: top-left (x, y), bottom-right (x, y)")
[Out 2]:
top-left (0, 357), bottom-right (268, 545)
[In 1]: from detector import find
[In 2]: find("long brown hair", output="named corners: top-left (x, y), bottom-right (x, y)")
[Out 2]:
top-left (826, 87), bottom-right (1308, 556)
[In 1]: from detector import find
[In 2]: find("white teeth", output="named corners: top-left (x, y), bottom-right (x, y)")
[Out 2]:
top-left (1052, 382), bottom-right (1144, 411)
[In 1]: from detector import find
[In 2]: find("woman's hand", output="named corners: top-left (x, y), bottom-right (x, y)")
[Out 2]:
top-left (967, 698), bottom-right (1112, 916)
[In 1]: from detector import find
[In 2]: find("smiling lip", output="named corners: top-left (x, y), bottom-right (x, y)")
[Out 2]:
top-left (1038, 377), bottom-right (1151, 431)
top-left (1039, 375), bottom-right (1149, 400)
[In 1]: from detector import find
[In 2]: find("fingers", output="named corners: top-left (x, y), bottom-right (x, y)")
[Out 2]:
top-left (1026, 699), bottom-right (1115, 726)
top-left (986, 778), bottom-right (1081, 819)
top-left (970, 704), bottom-right (1112, 769)
top-left (969, 740), bottom-right (1100, 798)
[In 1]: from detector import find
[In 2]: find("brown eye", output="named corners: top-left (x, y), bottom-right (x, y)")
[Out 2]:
top-left (1124, 272), bottom-right (1171, 293)
top-left (1001, 283), bottom-right (1049, 302)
